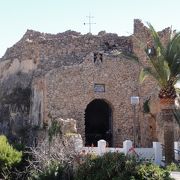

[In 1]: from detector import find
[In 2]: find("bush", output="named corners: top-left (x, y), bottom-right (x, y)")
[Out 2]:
top-left (0, 135), bottom-right (22, 178)
top-left (0, 135), bottom-right (22, 168)
top-left (74, 152), bottom-right (173, 180)
top-left (136, 163), bottom-right (172, 180)
top-left (166, 162), bottom-right (180, 172)
top-left (74, 152), bottom-right (138, 180)
top-left (30, 162), bottom-right (71, 180)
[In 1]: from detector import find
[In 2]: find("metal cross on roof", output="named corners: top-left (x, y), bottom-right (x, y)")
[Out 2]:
top-left (84, 13), bottom-right (96, 33)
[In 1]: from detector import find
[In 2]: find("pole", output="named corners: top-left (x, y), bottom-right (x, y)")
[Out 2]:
top-left (133, 105), bottom-right (136, 147)
top-left (130, 96), bottom-right (139, 148)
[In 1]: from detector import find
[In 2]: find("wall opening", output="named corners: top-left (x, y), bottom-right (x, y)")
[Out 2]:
top-left (85, 99), bottom-right (113, 147)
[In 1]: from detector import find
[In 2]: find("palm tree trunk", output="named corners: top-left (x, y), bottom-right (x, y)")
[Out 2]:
top-left (161, 108), bottom-right (174, 164)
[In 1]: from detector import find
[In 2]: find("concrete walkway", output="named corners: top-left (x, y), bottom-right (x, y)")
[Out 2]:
top-left (170, 172), bottom-right (180, 180)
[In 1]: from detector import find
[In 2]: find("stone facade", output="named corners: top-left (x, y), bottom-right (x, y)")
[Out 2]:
top-left (43, 53), bottom-right (139, 146)
top-left (0, 19), bottom-right (179, 147)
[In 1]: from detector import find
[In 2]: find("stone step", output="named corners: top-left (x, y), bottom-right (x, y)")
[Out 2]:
top-left (170, 172), bottom-right (180, 180)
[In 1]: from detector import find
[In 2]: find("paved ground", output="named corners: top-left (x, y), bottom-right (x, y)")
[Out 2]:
top-left (170, 172), bottom-right (180, 180)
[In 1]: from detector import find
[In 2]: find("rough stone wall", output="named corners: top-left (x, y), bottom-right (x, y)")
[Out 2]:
top-left (44, 53), bottom-right (139, 146)
top-left (1, 29), bottom-right (133, 77)
top-left (132, 19), bottom-right (180, 145)
top-left (0, 24), bottom-right (133, 145)
top-left (132, 19), bottom-right (160, 146)
top-left (0, 19), bottom-right (178, 147)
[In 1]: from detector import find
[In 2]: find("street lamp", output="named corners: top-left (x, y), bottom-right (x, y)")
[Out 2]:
top-left (130, 96), bottom-right (139, 147)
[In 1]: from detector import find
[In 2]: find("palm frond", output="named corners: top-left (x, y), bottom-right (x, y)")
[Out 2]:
top-left (147, 23), bottom-right (166, 57)
top-left (139, 67), bottom-right (161, 86)
top-left (147, 55), bottom-right (170, 87)
top-left (139, 68), bottom-right (148, 84)
top-left (121, 52), bottom-right (141, 65)
top-left (135, 23), bottom-right (180, 90)
top-left (143, 23), bottom-right (180, 88)
top-left (166, 32), bottom-right (180, 77)
top-left (139, 61), bottom-right (170, 88)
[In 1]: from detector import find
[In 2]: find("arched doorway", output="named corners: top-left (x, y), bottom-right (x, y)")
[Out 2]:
top-left (85, 99), bottom-right (113, 146)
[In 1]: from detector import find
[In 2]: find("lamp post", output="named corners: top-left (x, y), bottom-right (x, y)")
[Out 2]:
top-left (131, 96), bottom-right (139, 147)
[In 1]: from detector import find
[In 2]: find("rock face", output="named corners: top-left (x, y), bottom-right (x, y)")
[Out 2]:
top-left (0, 19), bottom-right (178, 147)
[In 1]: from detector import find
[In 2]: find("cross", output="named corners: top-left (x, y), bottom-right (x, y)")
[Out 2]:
top-left (84, 13), bottom-right (96, 33)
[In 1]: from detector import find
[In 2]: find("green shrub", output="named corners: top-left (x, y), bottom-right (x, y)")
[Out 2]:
top-left (0, 135), bottom-right (22, 169)
top-left (166, 162), bottom-right (180, 172)
top-left (0, 135), bottom-right (22, 179)
top-left (74, 152), bottom-right (138, 180)
top-left (74, 152), bottom-right (173, 180)
top-left (30, 162), bottom-right (66, 180)
top-left (136, 163), bottom-right (172, 180)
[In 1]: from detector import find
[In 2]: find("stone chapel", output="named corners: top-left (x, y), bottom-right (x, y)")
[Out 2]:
top-left (0, 19), bottom-right (179, 147)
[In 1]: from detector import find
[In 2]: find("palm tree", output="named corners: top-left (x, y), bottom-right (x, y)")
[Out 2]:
top-left (139, 23), bottom-right (180, 164)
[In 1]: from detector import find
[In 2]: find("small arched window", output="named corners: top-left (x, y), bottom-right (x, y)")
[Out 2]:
top-left (94, 52), bottom-right (103, 64)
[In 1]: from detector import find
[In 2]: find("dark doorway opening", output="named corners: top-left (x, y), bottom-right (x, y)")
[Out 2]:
top-left (85, 99), bottom-right (112, 147)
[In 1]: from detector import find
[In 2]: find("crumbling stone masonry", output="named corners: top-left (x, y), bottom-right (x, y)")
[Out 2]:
top-left (0, 19), bottom-right (179, 147)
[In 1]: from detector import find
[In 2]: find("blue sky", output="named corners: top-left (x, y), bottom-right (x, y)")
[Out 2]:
top-left (0, 0), bottom-right (180, 57)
